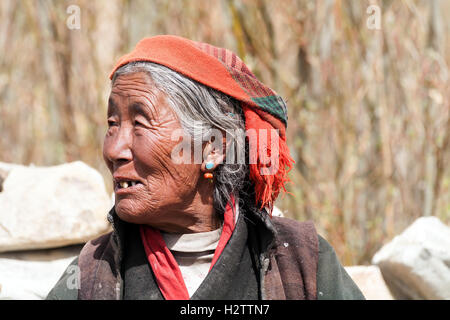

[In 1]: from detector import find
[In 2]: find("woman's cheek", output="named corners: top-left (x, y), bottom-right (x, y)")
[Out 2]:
top-left (102, 136), bottom-right (114, 172)
top-left (136, 133), bottom-right (179, 169)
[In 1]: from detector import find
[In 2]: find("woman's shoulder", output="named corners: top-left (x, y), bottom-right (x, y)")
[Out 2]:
top-left (270, 216), bottom-right (319, 254)
top-left (45, 256), bottom-right (79, 300)
top-left (316, 235), bottom-right (366, 300)
top-left (271, 216), bottom-right (365, 300)
top-left (271, 216), bottom-right (317, 239)
top-left (45, 231), bottom-right (116, 300)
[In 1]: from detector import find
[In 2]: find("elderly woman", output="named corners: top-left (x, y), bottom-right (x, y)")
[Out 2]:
top-left (47, 35), bottom-right (364, 300)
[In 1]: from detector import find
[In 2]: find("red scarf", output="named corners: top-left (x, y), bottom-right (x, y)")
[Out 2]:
top-left (139, 196), bottom-right (236, 300)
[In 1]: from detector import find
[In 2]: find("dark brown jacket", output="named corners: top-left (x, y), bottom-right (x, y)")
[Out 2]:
top-left (46, 207), bottom-right (364, 300)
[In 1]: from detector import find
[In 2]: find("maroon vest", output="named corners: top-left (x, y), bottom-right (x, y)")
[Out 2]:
top-left (78, 217), bottom-right (318, 300)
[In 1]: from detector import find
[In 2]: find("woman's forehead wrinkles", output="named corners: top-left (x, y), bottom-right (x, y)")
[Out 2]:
top-left (111, 84), bottom-right (154, 98)
top-left (124, 89), bottom-right (162, 119)
top-left (110, 78), bottom-right (164, 115)
top-left (112, 73), bottom-right (155, 96)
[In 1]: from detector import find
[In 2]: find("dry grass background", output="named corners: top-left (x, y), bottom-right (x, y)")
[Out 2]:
top-left (0, 0), bottom-right (449, 265)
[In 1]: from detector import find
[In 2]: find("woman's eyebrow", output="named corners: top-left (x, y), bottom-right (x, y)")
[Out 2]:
top-left (130, 101), bottom-right (154, 119)
top-left (107, 97), bottom-right (118, 117)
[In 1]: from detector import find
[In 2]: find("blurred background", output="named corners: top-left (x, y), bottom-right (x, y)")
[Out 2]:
top-left (0, 0), bottom-right (449, 266)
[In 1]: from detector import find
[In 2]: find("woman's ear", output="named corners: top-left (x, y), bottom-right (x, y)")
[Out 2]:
top-left (201, 135), bottom-right (226, 172)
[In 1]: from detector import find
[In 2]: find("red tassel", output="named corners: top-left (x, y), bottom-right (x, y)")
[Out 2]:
top-left (243, 106), bottom-right (295, 212)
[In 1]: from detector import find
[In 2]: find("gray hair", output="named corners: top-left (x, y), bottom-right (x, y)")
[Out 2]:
top-left (111, 62), bottom-right (248, 216)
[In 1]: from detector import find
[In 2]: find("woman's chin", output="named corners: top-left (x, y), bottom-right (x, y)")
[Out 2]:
top-left (114, 201), bottom-right (147, 224)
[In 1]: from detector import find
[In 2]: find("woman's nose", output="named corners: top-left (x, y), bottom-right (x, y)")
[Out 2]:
top-left (104, 127), bottom-right (133, 165)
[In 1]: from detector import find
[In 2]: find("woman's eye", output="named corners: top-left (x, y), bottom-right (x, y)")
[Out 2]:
top-left (107, 119), bottom-right (118, 127)
top-left (134, 118), bottom-right (150, 127)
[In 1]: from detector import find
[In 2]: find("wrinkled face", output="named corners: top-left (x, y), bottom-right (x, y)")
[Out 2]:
top-left (103, 72), bottom-right (203, 229)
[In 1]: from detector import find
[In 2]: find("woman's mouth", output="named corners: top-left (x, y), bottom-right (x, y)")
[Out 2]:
top-left (118, 181), bottom-right (138, 189)
top-left (114, 179), bottom-right (144, 193)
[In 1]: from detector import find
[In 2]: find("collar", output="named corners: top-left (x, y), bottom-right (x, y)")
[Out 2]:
top-left (161, 227), bottom-right (222, 252)
top-left (107, 201), bottom-right (276, 257)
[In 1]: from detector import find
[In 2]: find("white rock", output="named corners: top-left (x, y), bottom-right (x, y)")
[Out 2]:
top-left (372, 217), bottom-right (450, 299)
top-left (345, 265), bottom-right (393, 300)
top-left (0, 161), bottom-right (112, 252)
top-left (0, 246), bottom-right (82, 300)
top-left (0, 162), bottom-right (24, 173)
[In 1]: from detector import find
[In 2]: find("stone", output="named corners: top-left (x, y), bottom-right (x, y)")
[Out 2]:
top-left (0, 245), bottom-right (82, 299)
top-left (372, 217), bottom-right (450, 299)
top-left (344, 265), bottom-right (393, 300)
top-left (0, 161), bottom-right (112, 253)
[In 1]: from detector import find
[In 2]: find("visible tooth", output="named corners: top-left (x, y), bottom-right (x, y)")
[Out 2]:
top-left (120, 181), bottom-right (129, 188)
top-left (131, 181), bottom-right (136, 187)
